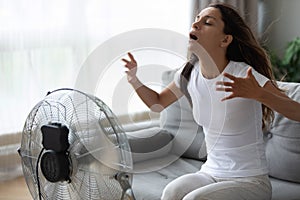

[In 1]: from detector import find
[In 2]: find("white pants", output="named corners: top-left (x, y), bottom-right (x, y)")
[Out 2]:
top-left (161, 172), bottom-right (272, 200)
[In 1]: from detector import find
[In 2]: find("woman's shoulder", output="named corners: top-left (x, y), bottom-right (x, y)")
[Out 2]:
top-left (226, 61), bottom-right (249, 76)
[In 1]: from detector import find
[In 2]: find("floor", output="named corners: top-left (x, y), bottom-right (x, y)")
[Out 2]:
top-left (0, 176), bottom-right (31, 200)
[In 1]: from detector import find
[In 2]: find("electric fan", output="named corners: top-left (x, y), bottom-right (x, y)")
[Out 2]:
top-left (18, 88), bottom-right (135, 200)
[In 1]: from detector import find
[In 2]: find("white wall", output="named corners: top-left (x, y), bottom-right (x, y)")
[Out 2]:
top-left (261, 0), bottom-right (300, 55)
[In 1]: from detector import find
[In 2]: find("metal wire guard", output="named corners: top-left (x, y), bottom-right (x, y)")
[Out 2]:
top-left (19, 88), bottom-right (134, 200)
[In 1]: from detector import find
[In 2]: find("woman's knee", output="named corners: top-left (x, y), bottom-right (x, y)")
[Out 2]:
top-left (161, 180), bottom-right (183, 200)
top-left (161, 173), bottom-right (214, 200)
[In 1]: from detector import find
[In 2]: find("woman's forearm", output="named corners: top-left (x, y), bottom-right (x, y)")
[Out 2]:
top-left (256, 88), bottom-right (300, 122)
top-left (122, 53), bottom-right (180, 112)
top-left (129, 77), bottom-right (163, 112)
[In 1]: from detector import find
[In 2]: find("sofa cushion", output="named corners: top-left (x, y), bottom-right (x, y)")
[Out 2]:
top-left (132, 157), bottom-right (203, 200)
top-left (160, 69), bottom-right (207, 161)
top-left (265, 82), bottom-right (300, 183)
top-left (269, 177), bottom-right (300, 200)
top-left (126, 127), bottom-right (173, 163)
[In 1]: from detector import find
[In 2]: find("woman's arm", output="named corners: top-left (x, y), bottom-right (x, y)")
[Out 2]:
top-left (122, 52), bottom-right (183, 112)
top-left (216, 67), bottom-right (300, 122)
top-left (256, 82), bottom-right (300, 121)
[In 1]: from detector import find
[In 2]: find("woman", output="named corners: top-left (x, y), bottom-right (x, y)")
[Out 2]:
top-left (122, 3), bottom-right (283, 200)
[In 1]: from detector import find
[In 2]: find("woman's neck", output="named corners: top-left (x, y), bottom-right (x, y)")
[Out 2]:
top-left (200, 54), bottom-right (229, 79)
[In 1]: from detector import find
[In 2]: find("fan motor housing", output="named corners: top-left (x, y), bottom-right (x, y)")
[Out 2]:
top-left (41, 150), bottom-right (70, 182)
top-left (41, 123), bottom-right (69, 152)
top-left (41, 123), bottom-right (71, 183)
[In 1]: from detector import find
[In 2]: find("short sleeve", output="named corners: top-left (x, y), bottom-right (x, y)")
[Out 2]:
top-left (250, 67), bottom-right (269, 87)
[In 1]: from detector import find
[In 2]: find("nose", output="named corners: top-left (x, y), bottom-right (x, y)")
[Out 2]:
top-left (192, 21), bottom-right (200, 30)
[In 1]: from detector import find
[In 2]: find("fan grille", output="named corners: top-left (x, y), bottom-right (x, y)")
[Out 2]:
top-left (19, 89), bottom-right (133, 200)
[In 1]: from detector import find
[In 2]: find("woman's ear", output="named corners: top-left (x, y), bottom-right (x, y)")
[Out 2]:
top-left (221, 35), bottom-right (233, 47)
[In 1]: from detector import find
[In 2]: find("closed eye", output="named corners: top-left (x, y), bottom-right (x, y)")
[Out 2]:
top-left (204, 20), bottom-right (213, 26)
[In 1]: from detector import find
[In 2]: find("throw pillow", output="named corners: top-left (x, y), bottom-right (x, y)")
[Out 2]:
top-left (126, 127), bottom-right (173, 163)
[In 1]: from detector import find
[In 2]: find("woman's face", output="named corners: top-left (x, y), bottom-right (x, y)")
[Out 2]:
top-left (189, 7), bottom-right (228, 53)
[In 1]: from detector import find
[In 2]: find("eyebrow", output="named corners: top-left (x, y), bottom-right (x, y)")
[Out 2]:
top-left (196, 15), bottom-right (217, 20)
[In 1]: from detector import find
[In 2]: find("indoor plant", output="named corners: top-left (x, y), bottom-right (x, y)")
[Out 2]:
top-left (269, 37), bottom-right (300, 82)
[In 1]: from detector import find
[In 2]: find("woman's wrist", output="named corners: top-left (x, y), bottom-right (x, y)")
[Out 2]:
top-left (255, 87), bottom-right (271, 103)
top-left (129, 76), bottom-right (143, 90)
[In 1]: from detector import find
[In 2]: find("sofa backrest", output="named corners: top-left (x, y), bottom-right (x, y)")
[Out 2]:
top-left (265, 81), bottom-right (300, 183)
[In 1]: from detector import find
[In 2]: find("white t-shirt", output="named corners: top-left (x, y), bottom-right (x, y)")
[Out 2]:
top-left (174, 61), bottom-right (269, 177)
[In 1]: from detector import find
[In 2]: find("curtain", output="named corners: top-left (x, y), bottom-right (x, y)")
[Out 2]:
top-left (0, 0), bottom-right (191, 182)
top-left (0, 0), bottom-right (92, 182)
top-left (190, 0), bottom-right (259, 34)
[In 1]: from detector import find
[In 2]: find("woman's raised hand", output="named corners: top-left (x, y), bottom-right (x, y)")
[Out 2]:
top-left (122, 52), bottom-right (138, 83)
top-left (216, 67), bottom-right (261, 101)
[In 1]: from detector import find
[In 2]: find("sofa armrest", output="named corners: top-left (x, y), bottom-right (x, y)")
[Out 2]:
top-left (126, 127), bottom-right (173, 163)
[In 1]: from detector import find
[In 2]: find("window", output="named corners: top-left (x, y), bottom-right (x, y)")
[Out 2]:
top-left (0, 0), bottom-right (191, 134)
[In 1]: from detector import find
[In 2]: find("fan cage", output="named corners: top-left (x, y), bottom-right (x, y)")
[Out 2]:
top-left (19, 88), bottom-right (133, 200)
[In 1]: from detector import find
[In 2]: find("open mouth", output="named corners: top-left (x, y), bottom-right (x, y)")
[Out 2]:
top-left (189, 33), bottom-right (198, 40)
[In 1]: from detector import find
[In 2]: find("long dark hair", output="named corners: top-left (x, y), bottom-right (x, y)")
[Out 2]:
top-left (180, 3), bottom-right (276, 129)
